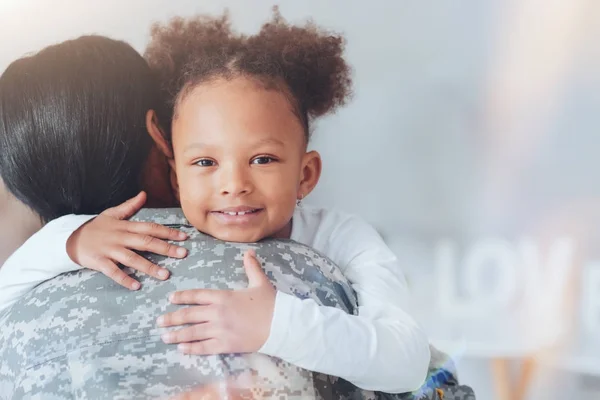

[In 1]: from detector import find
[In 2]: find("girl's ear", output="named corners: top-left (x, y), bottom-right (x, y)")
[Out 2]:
top-left (298, 150), bottom-right (322, 200)
top-left (145, 110), bottom-right (173, 159)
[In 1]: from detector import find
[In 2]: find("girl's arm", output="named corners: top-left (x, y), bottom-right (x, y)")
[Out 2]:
top-left (0, 214), bottom-right (95, 313)
top-left (258, 216), bottom-right (430, 393)
top-left (0, 192), bottom-right (188, 314)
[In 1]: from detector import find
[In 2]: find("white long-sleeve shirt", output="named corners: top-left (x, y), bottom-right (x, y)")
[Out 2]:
top-left (0, 205), bottom-right (430, 393)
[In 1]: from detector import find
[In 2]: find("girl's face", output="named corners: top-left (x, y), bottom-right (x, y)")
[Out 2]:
top-left (170, 77), bottom-right (320, 243)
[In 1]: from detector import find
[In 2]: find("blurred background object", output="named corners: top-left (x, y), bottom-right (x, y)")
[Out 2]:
top-left (1, 1), bottom-right (599, 398)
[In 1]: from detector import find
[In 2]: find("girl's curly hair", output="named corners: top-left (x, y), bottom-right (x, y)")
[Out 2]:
top-left (144, 6), bottom-right (353, 141)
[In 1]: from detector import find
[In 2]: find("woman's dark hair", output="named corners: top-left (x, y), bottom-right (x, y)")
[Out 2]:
top-left (144, 7), bottom-right (353, 143)
top-left (0, 35), bottom-right (158, 222)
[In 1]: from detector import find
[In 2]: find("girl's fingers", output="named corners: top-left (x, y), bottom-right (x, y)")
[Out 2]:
top-left (113, 249), bottom-right (170, 280)
top-left (161, 323), bottom-right (216, 344)
top-left (177, 339), bottom-right (223, 356)
top-left (157, 305), bottom-right (215, 327)
top-left (94, 258), bottom-right (141, 290)
top-left (169, 289), bottom-right (222, 305)
top-left (126, 221), bottom-right (188, 242)
top-left (120, 231), bottom-right (187, 259)
top-left (101, 191), bottom-right (147, 220)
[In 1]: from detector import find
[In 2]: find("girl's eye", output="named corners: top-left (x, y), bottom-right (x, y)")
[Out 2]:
top-left (195, 159), bottom-right (215, 167)
top-left (251, 156), bottom-right (276, 165)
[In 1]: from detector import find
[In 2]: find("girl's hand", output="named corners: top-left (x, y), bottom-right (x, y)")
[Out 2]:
top-left (66, 191), bottom-right (188, 290)
top-left (157, 250), bottom-right (276, 355)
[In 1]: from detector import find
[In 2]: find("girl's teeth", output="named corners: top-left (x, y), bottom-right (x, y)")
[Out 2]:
top-left (223, 210), bottom-right (255, 216)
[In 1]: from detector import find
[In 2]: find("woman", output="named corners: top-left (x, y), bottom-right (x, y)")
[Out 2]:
top-left (0, 35), bottom-right (175, 223)
top-left (0, 34), bottom-right (179, 275)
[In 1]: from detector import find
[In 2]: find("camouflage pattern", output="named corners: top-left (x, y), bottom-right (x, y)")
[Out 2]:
top-left (0, 208), bottom-right (475, 399)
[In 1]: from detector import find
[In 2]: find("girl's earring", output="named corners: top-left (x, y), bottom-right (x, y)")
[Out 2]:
top-left (296, 194), bottom-right (304, 207)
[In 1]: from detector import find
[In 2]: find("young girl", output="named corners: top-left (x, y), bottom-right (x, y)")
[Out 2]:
top-left (1, 9), bottom-right (430, 393)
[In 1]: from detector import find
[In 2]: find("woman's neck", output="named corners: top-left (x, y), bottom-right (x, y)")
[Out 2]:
top-left (142, 146), bottom-right (178, 208)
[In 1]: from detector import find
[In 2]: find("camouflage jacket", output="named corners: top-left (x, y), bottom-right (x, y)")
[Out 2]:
top-left (0, 208), bottom-right (474, 400)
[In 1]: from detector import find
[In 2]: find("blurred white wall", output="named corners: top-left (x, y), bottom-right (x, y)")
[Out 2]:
top-left (2, 1), bottom-right (600, 399)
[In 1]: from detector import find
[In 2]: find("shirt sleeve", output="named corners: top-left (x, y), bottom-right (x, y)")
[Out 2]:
top-left (258, 213), bottom-right (430, 393)
top-left (0, 214), bottom-right (95, 314)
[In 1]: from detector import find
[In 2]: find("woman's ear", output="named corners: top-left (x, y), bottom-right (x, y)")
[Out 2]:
top-left (146, 110), bottom-right (173, 159)
top-left (298, 150), bottom-right (322, 199)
